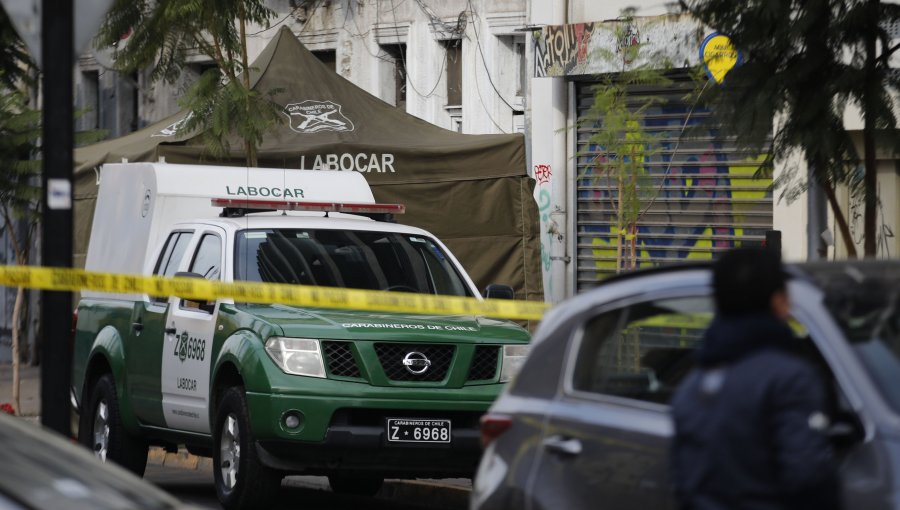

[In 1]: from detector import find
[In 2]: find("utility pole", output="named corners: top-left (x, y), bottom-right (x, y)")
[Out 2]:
top-left (40, 0), bottom-right (74, 436)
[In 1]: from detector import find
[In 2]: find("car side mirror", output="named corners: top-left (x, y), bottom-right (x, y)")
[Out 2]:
top-left (827, 411), bottom-right (865, 449)
top-left (174, 271), bottom-right (216, 314)
top-left (483, 284), bottom-right (515, 300)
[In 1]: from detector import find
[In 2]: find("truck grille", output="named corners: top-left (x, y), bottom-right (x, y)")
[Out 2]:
top-left (322, 341), bottom-right (362, 378)
top-left (466, 346), bottom-right (499, 381)
top-left (374, 343), bottom-right (455, 382)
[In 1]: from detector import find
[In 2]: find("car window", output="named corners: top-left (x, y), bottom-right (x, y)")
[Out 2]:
top-left (189, 234), bottom-right (222, 280)
top-left (151, 231), bottom-right (192, 303)
top-left (571, 296), bottom-right (714, 405)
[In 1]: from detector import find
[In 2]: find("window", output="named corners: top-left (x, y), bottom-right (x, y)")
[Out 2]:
top-left (571, 296), bottom-right (714, 404)
top-left (312, 50), bottom-right (337, 71)
top-left (154, 232), bottom-right (192, 277)
top-left (234, 229), bottom-right (471, 297)
top-left (152, 231), bottom-right (192, 302)
top-left (444, 40), bottom-right (462, 106)
top-left (380, 44), bottom-right (407, 110)
top-left (514, 38), bottom-right (526, 99)
top-left (189, 61), bottom-right (219, 81)
top-left (127, 71), bottom-right (139, 132)
top-left (189, 234), bottom-right (222, 281)
top-left (80, 70), bottom-right (100, 131)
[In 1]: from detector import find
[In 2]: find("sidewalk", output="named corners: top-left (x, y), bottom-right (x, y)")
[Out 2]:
top-left (0, 363), bottom-right (41, 417)
top-left (0, 363), bottom-right (471, 509)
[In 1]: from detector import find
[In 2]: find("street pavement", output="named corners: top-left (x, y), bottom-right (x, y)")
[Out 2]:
top-left (0, 363), bottom-right (471, 509)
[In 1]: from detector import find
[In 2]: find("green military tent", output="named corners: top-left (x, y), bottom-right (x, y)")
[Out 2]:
top-left (74, 26), bottom-right (542, 301)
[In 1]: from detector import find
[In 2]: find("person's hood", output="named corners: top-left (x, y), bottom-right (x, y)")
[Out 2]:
top-left (696, 313), bottom-right (796, 367)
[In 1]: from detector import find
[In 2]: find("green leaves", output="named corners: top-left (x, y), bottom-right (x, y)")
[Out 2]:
top-left (98, 0), bottom-right (274, 81)
top-left (683, 0), bottom-right (900, 256)
top-left (178, 68), bottom-right (283, 161)
top-left (0, 91), bottom-right (41, 221)
top-left (0, 8), bottom-right (35, 90)
top-left (98, 0), bottom-right (277, 166)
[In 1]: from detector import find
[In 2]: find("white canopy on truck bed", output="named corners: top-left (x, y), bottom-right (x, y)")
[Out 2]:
top-left (84, 162), bottom-right (376, 279)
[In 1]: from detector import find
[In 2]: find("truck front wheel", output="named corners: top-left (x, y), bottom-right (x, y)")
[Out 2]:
top-left (213, 386), bottom-right (282, 510)
top-left (80, 373), bottom-right (148, 476)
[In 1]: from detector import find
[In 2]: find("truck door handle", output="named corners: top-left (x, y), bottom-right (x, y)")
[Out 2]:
top-left (542, 435), bottom-right (582, 457)
top-left (164, 327), bottom-right (176, 335)
top-left (131, 322), bottom-right (143, 333)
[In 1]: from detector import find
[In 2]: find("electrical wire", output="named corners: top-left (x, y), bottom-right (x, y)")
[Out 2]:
top-left (636, 79), bottom-right (711, 220)
top-left (472, 51), bottom-right (508, 133)
top-left (466, 0), bottom-right (518, 112)
top-left (388, 0), bottom-right (445, 99)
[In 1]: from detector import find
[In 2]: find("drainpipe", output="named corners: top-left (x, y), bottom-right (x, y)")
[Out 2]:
top-left (548, 0), bottom-right (569, 304)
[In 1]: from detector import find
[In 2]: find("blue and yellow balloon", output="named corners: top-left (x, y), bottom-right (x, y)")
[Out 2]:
top-left (700, 33), bottom-right (742, 84)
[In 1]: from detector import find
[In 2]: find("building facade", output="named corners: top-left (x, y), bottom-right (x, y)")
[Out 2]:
top-left (529, 0), bottom-right (900, 303)
top-left (72, 0), bottom-right (900, 304)
top-left (75, 0), bottom-right (529, 137)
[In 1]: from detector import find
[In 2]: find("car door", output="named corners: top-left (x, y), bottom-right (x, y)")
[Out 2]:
top-left (127, 230), bottom-right (194, 426)
top-left (160, 228), bottom-right (224, 433)
top-left (528, 292), bottom-right (714, 510)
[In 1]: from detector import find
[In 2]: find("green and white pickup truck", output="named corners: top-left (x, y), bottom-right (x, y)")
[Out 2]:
top-left (72, 163), bottom-right (531, 510)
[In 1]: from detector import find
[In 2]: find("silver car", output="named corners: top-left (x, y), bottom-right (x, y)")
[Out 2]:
top-left (0, 411), bottom-right (198, 510)
top-left (472, 261), bottom-right (896, 510)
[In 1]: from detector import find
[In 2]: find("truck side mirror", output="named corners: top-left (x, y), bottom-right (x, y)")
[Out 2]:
top-left (483, 284), bottom-right (515, 300)
top-left (174, 271), bottom-right (216, 314)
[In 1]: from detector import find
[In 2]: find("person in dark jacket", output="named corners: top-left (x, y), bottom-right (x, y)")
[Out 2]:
top-left (670, 248), bottom-right (841, 510)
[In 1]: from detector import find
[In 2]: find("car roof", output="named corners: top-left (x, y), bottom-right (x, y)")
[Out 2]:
top-left (577, 259), bottom-right (900, 294)
top-left (550, 259), bottom-right (900, 328)
top-left (175, 212), bottom-right (433, 237)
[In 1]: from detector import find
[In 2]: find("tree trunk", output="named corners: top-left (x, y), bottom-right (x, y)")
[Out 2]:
top-left (822, 180), bottom-right (858, 259)
top-left (616, 173), bottom-right (624, 274)
top-left (862, 0), bottom-right (879, 257)
top-left (238, 8), bottom-right (257, 168)
top-left (629, 224), bottom-right (638, 270)
top-left (11, 286), bottom-right (22, 415)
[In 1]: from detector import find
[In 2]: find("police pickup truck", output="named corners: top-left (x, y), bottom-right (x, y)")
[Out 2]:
top-left (73, 163), bottom-right (530, 510)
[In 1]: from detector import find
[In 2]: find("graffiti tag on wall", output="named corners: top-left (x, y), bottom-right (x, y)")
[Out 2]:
top-left (534, 164), bottom-right (552, 185)
top-left (534, 23), bottom-right (597, 77)
top-left (534, 16), bottom-right (703, 77)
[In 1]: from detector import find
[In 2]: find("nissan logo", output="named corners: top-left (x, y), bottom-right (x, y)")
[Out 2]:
top-left (402, 351), bottom-right (431, 375)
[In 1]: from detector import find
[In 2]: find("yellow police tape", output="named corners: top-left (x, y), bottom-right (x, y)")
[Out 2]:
top-left (0, 265), bottom-right (549, 321)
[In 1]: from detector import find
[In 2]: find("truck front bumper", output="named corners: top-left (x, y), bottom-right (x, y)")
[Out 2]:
top-left (256, 425), bottom-right (481, 477)
top-left (245, 390), bottom-right (495, 477)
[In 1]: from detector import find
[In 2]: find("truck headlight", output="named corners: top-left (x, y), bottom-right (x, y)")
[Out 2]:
top-left (499, 345), bottom-right (530, 383)
top-left (265, 337), bottom-right (326, 378)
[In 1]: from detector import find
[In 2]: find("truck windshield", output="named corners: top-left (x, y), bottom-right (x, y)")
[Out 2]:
top-left (234, 229), bottom-right (472, 297)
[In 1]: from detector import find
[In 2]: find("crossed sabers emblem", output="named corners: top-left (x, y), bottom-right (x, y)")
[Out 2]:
top-left (292, 110), bottom-right (347, 130)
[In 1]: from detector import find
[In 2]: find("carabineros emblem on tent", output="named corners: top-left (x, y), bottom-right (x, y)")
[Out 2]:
top-left (283, 100), bottom-right (355, 134)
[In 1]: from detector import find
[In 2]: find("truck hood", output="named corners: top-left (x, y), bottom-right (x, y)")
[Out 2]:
top-left (235, 304), bottom-right (530, 343)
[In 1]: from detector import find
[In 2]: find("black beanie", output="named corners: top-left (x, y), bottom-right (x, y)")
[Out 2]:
top-left (713, 248), bottom-right (786, 317)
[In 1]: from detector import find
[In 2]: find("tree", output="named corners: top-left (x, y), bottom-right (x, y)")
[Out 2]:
top-left (681, 0), bottom-right (900, 257)
top-left (579, 10), bottom-right (686, 273)
top-left (0, 92), bottom-right (40, 414)
top-left (96, 0), bottom-right (283, 166)
top-left (0, 7), bottom-right (40, 414)
top-left (0, 7), bottom-right (106, 412)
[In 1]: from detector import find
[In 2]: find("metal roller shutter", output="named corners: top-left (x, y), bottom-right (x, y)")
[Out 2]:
top-left (575, 74), bottom-right (773, 292)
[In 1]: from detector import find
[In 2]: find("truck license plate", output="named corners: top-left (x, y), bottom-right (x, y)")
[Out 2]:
top-left (386, 419), bottom-right (451, 444)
